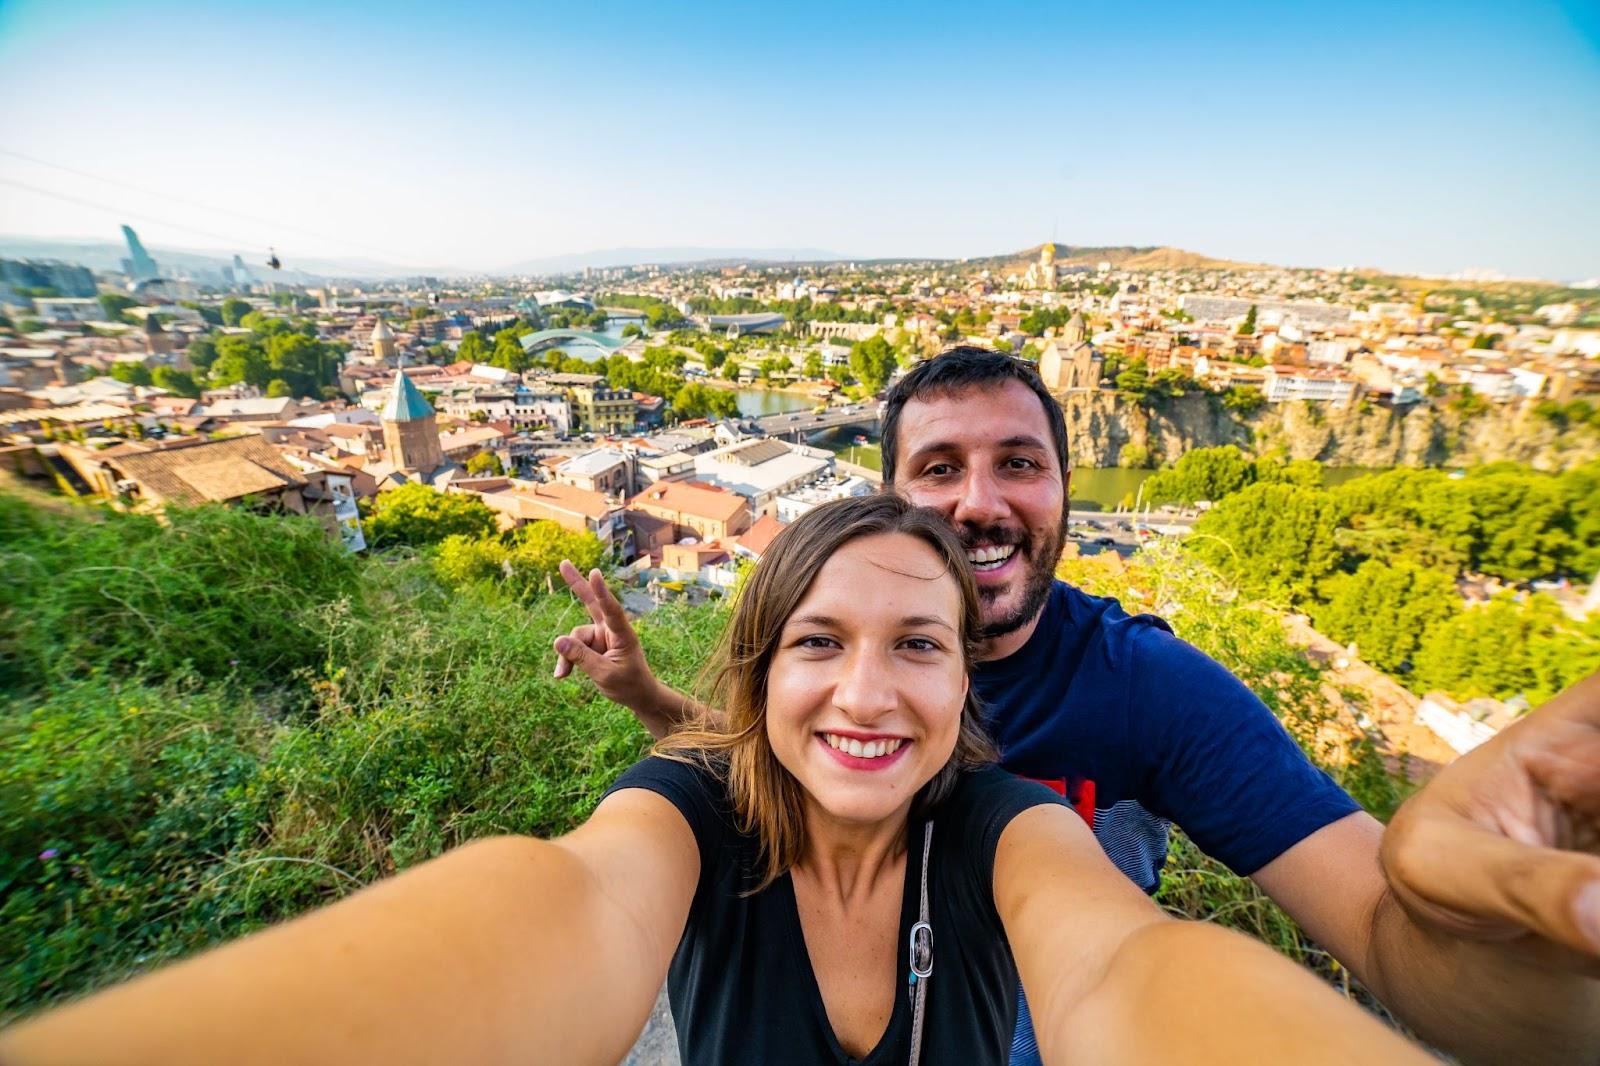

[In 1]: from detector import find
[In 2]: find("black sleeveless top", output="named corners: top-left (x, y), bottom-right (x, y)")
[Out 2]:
top-left (603, 758), bottom-right (1068, 1065)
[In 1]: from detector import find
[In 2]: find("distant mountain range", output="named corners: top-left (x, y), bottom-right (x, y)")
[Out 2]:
top-left (496, 246), bottom-right (852, 274)
top-left (2, 233), bottom-right (1279, 283)
top-left (0, 236), bottom-right (860, 282)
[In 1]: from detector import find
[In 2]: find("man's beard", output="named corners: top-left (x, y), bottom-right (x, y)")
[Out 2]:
top-left (959, 514), bottom-right (1067, 639)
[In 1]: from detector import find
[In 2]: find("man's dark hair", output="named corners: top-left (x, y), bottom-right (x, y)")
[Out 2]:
top-left (880, 346), bottom-right (1070, 485)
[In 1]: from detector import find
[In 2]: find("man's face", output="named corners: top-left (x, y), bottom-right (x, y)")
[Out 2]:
top-left (891, 380), bottom-right (1068, 638)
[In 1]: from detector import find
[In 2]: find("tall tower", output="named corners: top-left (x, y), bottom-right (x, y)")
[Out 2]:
top-left (371, 316), bottom-right (397, 362)
top-left (119, 225), bottom-right (160, 281)
top-left (382, 368), bottom-right (443, 476)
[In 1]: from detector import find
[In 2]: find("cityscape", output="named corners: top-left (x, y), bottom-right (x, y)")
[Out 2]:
top-left (1, 0), bottom-right (1597, 1060)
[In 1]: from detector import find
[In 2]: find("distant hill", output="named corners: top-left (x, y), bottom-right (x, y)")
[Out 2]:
top-left (973, 243), bottom-right (1269, 273)
top-left (495, 246), bottom-right (853, 274)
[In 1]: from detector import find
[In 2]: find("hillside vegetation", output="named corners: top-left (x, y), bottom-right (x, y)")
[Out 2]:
top-left (0, 490), bottom-right (1428, 1021)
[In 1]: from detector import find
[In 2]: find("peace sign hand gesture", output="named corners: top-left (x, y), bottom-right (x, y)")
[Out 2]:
top-left (552, 560), bottom-right (677, 738)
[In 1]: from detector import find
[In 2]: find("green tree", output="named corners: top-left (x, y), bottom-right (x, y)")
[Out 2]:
top-left (456, 331), bottom-right (487, 364)
top-left (266, 332), bottom-right (331, 397)
top-left (1253, 456), bottom-right (1323, 490)
top-left (1221, 386), bottom-right (1266, 413)
top-left (1144, 446), bottom-right (1254, 506)
top-left (1315, 561), bottom-right (1459, 673)
top-left (1559, 461), bottom-right (1600, 576)
top-left (109, 361), bottom-right (153, 387)
top-left (186, 336), bottom-right (219, 373)
top-left (220, 298), bottom-right (251, 327)
top-left (1190, 483), bottom-right (1340, 605)
top-left (803, 352), bottom-right (824, 379)
top-left (1237, 305), bottom-right (1257, 336)
top-left (672, 382), bottom-right (739, 421)
top-left (489, 331), bottom-right (533, 373)
top-left (1456, 468), bottom-right (1573, 581)
top-left (720, 359), bottom-right (741, 381)
top-left (266, 379), bottom-right (293, 398)
top-left (362, 483), bottom-right (498, 550)
top-left (98, 293), bottom-right (138, 320)
top-left (848, 334), bottom-right (897, 394)
top-left (179, 301), bottom-right (223, 326)
top-left (150, 366), bottom-right (201, 398)
top-left (503, 521), bottom-right (604, 596)
top-left (1115, 358), bottom-right (1150, 396)
top-left (1411, 594), bottom-right (1600, 704)
top-left (465, 452), bottom-right (505, 477)
top-left (1469, 332), bottom-right (1495, 350)
top-left (621, 323), bottom-right (643, 339)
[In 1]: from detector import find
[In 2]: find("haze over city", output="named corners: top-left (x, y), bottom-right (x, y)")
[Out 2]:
top-left (1, 0), bottom-right (1597, 281)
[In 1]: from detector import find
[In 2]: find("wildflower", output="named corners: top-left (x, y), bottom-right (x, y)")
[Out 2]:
top-left (39, 848), bottom-right (58, 861)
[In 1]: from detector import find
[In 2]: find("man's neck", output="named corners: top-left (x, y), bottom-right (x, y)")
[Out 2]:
top-left (974, 604), bottom-right (1046, 663)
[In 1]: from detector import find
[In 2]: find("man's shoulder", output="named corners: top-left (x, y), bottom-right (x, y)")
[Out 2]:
top-left (1049, 579), bottom-right (1175, 671)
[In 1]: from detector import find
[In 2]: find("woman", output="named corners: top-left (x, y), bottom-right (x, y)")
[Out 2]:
top-left (0, 495), bottom-right (1429, 1065)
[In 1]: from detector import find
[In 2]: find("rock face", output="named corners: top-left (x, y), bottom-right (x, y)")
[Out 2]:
top-left (1057, 391), bottom-right (1600, 471)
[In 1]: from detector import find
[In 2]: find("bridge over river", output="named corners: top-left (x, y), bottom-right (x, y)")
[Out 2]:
top-left (753, 404), bottom-right (879, 440)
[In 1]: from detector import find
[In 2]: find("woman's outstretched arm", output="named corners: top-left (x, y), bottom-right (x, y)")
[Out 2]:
top-left (994, 803), bottom-right (1434, 1065)
top-left (0, 788), bottom-right (698, 1066)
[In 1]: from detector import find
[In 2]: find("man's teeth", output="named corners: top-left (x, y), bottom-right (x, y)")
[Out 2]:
top-left (823, 734), bottom-right (905, 759)
top-left (966, 545), bottom-right (1016, 570)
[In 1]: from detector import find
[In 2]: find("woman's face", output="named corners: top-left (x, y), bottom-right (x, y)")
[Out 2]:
top-left (765, 532), bottom-right (968, 829)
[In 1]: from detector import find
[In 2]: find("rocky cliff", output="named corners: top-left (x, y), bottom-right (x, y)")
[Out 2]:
top-left (1057, 391), bottom-right (1600, 470)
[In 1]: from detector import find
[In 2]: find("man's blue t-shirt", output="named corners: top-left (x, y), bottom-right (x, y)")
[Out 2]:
top-left (977, 580), bottom-right (1360, 1064)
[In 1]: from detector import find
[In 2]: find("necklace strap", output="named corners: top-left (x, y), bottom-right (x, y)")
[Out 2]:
top-left (907, 820), bottom-right (933, 1066)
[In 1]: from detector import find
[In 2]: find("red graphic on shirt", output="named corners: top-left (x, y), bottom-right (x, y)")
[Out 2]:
top-left (1025, 776), bottom-right (1095, 828)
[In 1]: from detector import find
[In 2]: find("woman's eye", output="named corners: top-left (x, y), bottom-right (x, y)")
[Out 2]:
top-left (901, 638), bottom-right (939, 652)
top-left (798, 635), bottom-right (839, 650)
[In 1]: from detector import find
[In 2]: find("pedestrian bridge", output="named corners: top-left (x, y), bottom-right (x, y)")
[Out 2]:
top-left (518, 329), bottom-right (626, 353)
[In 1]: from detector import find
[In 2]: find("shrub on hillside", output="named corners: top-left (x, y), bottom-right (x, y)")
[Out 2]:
top-left (361, 483), bottom-right (497, 550)
top-left (0, 494), bottom-right (361, 698)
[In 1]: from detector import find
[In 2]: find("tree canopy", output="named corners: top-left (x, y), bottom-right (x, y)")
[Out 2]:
top-left (362, 484), bottom-right (498, 550)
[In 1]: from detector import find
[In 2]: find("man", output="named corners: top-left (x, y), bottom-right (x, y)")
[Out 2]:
top-left (554, 347), bottom-right (1600, 1063)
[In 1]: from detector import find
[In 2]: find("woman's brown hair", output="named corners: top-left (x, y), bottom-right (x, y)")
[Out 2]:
top-left (656, 493), bottom-right (996, 891)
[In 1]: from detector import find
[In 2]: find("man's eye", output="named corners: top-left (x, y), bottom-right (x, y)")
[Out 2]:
top-left (1006, 457), bottom-right (1037, 470)
top-left (923, 463), bottom-right (956, 477)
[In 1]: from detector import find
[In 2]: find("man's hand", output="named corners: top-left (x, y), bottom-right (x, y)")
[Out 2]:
top-left (1382, 670), bottom-right (1600, 972)
top-left (552, 560), bottom-right (669, 734)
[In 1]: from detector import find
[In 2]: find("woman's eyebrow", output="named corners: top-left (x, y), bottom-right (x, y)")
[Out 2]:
top-left (786, 613), bottom-right (839, 628)
top-left (784, 613), bottom-right (954, 631)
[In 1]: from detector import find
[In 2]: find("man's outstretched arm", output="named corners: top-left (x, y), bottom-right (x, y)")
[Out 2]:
top-left (551, 560), bottom-right (704, 739)
top-left (1253, 671), bottom-right (1600, 1064)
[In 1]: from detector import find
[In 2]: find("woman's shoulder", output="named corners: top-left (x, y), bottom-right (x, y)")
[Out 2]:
top-left (604, 752), bottom-right (734, 841)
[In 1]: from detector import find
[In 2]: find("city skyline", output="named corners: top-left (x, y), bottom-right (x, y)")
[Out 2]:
top-left (1, 0), bottom-right (1597, 281)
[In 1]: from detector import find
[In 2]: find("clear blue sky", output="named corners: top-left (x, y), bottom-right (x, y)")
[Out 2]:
top-left (1, 0), bottom-right (1596, 280)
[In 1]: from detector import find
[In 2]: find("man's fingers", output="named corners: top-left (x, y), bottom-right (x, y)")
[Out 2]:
top-left (1389, 812), bottom-right (1600, 960)
top-left (553, 632), bottom-right (599, 679)
top-left (586, 568), bottom-right (637, 647)
top-left (558, 559), bottom-right (607, 628)
top-left (1526, 738), bottom-right (1600, 821)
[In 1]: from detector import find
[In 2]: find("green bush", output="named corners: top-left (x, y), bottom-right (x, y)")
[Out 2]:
top-left (0, 496), bottom-right (361, 698)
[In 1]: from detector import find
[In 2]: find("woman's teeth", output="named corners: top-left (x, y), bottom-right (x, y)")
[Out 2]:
top-left (967, 545), bottom-right (1016, 571)
top-left (822, 734), bottom-right (905, 759)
